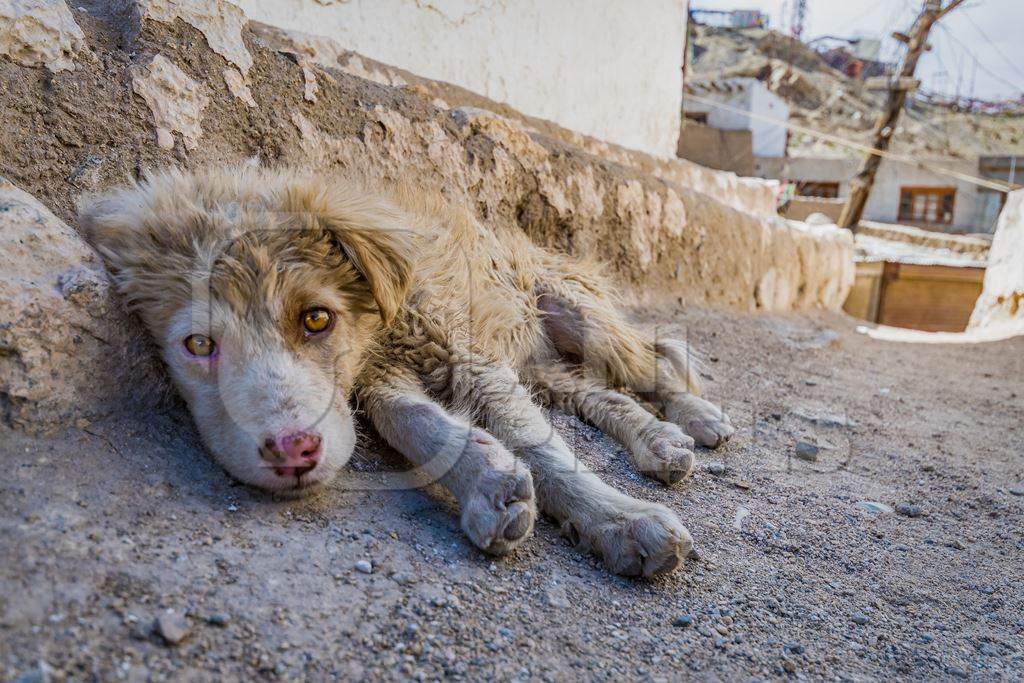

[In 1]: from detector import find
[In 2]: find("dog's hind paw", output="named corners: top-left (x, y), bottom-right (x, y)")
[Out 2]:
top-left (667, 395), bottom-right (735, 449)
top-left (460, 467), bottom-right (536, 555)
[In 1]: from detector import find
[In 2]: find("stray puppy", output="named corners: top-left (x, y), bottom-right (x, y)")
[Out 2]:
top-left (82, 166), bottom-right (734, 577)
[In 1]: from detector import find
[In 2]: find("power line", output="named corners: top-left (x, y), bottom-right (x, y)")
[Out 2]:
top-left (960, 10), bottom-right (1024, 84)
top-left (936, 24), bottom-right (1024, 96)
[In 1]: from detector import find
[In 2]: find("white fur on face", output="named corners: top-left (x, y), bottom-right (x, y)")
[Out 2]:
top-left (163, 304), bottom-right (356, 494)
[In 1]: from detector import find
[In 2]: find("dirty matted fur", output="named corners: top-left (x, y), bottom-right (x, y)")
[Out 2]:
top-left (81, 165), bottom-right (734, 578)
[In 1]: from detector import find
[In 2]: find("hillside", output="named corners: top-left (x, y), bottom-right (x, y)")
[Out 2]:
top-left (690, 25), bottom-right (1024, 160)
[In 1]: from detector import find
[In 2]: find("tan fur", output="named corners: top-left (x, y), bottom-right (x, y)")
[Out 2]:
top-left (81, 165), bottom-right (734, 577)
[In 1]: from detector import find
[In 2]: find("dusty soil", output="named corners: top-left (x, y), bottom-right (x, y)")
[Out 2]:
top-left (2, 307), bottom-right (1022, 681)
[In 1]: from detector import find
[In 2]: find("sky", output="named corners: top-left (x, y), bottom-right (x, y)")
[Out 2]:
top-left (690, 0), bottom-right (1024, 101)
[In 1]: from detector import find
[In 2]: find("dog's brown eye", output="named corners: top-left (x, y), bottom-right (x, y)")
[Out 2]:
top-left (302, 308), bottom-right (332, 334)
top-left (184, 334), bottom-right (216, 357)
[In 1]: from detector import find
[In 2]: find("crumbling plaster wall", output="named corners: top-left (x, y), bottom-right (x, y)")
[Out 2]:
top-left (969, 189), bottom-right (1024, 333)
top-left (0, 0), bottom-right (853, 430)
top-left (233, 0), bottom-right (687, 158)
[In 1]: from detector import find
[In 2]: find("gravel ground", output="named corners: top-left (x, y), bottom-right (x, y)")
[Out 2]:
top-left (2, 307), bottom-right (1022, 681)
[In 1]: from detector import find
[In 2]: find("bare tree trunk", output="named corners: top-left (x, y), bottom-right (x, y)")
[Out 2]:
top-left (837, 0), bottom-right (967, 231)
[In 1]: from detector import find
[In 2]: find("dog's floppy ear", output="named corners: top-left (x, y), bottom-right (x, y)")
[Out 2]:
top-left (77, 180), bottom-right (200, 312)
top-left (283, 182), bottom-right (415, 325)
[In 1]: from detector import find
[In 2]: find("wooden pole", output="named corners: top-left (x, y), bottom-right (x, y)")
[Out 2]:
top-left (837, 0), bottom-right (967, 231)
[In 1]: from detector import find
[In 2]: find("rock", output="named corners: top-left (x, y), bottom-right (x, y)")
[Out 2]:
top-left (155, 611), bottom-right (190, 645)
top-left (791, 407), bottom-right (858, 428)
top-left (390, 571), bottom-right (417, 586)
top-left (0, 178), bottom-right (161, 433)
top-left (946, 538), bottom-right (967, 550)
top-left (946, 665), bottom-right (969, 678)
top-left (223, 67), bottom-right (257, 107)
top-left (794, 441), bottom-right (819, 462)
top-left (207, 613), bottom-right (231, 627)
top-left (12, 660), bottom-right (54, 683)
top-left (785, 642), bottom-right (805, 655)
top-left (707, 462), bottom-right (726, 476)
top-left (0, 0), bottom-right (87, 72)
top-left (714, 636), bottom-right (728, 649)
top-left (854, 501), bottom-right (893, 514)
top-left (673, 614), bottom-right (694, 628)
top-left (733, 506), bottom-right (750, 531)
top-left (544, 586), bottom-right (571, 609)
top-left (354, 559), bottom-right (373, 574)
top-left (851, 613), bottom-right (870, 626)
top-left (895, 503), bottom-right (923, 518)
top-left (782, 658), bottom-right (797, 673)
top-left (126, 0), bottom-right (252, 74)
top-left (1009, 486), bottom-right (1024, 497)
top-left (130, 54), bottom-right (211, 151)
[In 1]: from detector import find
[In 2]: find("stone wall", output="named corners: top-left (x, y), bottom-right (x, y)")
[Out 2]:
top-left (0, 0), bottom-right (854, 430)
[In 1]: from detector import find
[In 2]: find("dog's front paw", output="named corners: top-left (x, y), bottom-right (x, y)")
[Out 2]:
top-left (460, 467), bottom-right (536, 555)
top-left (566, 502), bottom-right (694, 578)
top-left (667, 395), bottom-right (735, 449)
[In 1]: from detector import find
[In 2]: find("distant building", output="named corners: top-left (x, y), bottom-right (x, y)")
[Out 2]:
top-left (682, 78), bottom-right (790, 157)
top-left (755, 155), bottom-right (1011, 234)
top-left (689, 9), bottom-right (767, 29)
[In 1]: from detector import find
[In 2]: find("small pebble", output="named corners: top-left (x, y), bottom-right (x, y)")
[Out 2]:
top-left (354, 560), bottom-right (373, 574)
top-left (946, 665), bottom-right (968, 678)
top-left (714, 636), bottom-right (728, 649)
top-left (707, 462), bottom-right (726, 476)
top-left (896, 503), bottom-right (923, 518)
top-left (673, 614), bottom-right (694, 628)
top-left (851, 613), bottom-right (870, 626)
top-left (207, 613), bottom-right (230, 627)
top-left (155, 611), bottom-right (189, 645)
top-left (794, 441), bottom-right (819, 462)
top-left (785, 642), bottom-right (805, 655)
top-left (1009, 486), bottom-right (1024, 497)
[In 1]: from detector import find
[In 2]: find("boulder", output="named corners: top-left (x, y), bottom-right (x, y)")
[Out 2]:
top-left (0, 178), bottom-right (163, 433)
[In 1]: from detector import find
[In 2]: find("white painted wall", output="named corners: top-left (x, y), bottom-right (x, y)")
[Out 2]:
top-left (683, 78), bottom-right (789, 157)
top-left (234, 0), bottom-right (686, 158)
top-left (755, 155), bottom-right (985, 232)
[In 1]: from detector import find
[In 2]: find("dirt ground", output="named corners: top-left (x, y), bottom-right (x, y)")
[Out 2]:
top-left (2, 306), bottom-right (1022, 682)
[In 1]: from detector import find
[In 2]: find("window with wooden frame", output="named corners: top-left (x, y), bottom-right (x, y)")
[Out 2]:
top-left (795, 181), bottom-right (840, 198)
top-left (898, 186), bottom-right (956, 225)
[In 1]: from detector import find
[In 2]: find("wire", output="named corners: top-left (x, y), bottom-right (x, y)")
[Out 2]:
top-left (682, 91), bottom-right (1017, 191)
top-left (960, 10), bottom-right (1024, 82)
top-left (936, 24), bottom-right (1024, 96)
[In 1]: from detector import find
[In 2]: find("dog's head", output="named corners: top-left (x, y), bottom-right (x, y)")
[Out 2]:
top-left (81, 166), bottom-right (413, 495)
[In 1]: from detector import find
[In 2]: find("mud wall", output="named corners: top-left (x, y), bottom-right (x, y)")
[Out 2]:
top-left (676, 122), bottom-right (754, 177)
top-left (233, 0), bottom-right (687, 158)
